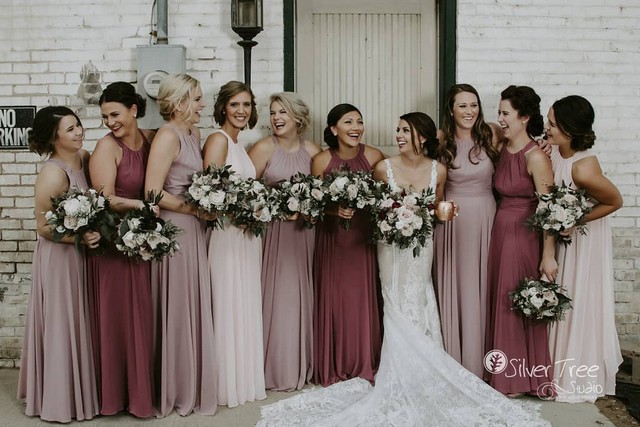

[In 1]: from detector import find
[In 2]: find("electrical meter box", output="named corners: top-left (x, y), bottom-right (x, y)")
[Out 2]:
top-left (136, 45), bottom-right (186, 130)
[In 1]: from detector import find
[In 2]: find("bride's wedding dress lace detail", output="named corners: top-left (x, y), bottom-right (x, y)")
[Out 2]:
top-left (258, 161), bottom-right (549, 427)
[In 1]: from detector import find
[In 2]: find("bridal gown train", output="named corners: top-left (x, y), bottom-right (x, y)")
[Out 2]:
top-left (258, 160), bottom-right (549, 427)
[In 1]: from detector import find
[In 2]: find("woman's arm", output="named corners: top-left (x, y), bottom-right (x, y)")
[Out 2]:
top-left (526, 146), bottom-right (557, 281)
top-left (247, 137), bottom-right (275, 179)
top-left (202, 131), bottom-right (229, 169)
top-left (89, 135), bottom-right (145, 213)
top-left (573, 156), bottom-right (623, 222)
top-left (144, 126), bottom-right (196, 215)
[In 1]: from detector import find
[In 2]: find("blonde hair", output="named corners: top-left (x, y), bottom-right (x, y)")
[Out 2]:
top-left (157, 74), bottom-right (200, 121)
top-left (269, 92), bottom-right (310, 134)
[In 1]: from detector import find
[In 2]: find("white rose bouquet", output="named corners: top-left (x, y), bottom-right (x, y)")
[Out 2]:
top-left (228, 177), bottom-right (280, 237)
top-left (45, 186), bottom-right (119, 253)
top-left (275, 172), bottom-right (328, 228)
top-left (526, 182), bottom-right (591, 246)
top-left (371, 184), bottom-right (437, 257)
top-left (509, 277), bottom-right (572, 324)
top-left (184, 164), bottom-right (242, 229)
top-left (114, 192), bottom-right (182, 262)
top-left (324, 166), bottom-right (377, 230)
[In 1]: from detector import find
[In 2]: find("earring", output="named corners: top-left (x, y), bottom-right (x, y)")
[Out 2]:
top-left (522, 121), bottom-right (525, 124)
top-left (133, 113), bottom-right (137, 118)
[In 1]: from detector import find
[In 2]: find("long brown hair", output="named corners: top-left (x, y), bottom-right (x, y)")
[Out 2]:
top-left (438, 84), bottom-right (498, 169)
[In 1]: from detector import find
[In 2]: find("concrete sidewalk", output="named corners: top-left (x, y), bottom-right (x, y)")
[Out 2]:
top-left (0, 368), bottom-right (614, 426)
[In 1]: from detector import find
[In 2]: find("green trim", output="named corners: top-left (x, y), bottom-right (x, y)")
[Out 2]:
top-left (283, 0), bottom-right (295, 91)
top-left (438, 0), bottom-right (457, 125)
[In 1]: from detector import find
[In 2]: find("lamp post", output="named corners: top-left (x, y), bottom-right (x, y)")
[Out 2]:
top-left (231, 0), bottom-right (263, 86)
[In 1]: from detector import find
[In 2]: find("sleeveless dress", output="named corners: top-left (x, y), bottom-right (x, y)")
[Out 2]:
top-left (548, 146), bottom-right (622, 402)
top-left (18, 157), bottom-right (99, 422)
top-left (313, 144), bottom-right (382, 387)
top-left (151, 124), bottom-right (217, 416)
top-left (485, 140), bottom-right (554, 396)
top-left (434, 139), bottom-right (496, 377)
top-left (208, 129), bottom-right (266, 407)
top-left (87, 131), bottom-right (154, 417)
top-left (257, 159), bottom-right (549, 427)
top-left (261, 136), bottom-right (314, 391)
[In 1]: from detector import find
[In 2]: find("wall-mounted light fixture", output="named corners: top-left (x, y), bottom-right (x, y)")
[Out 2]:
top-left (231, 0), bottom-right (263, 86)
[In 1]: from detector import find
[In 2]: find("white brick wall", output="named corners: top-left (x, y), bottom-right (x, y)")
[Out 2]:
top-left (457, 0), bottom-right (640, 342)
top-left (0, 0), bottom-right (638, 364)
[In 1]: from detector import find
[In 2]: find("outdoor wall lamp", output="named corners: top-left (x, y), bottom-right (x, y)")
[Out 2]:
top-left (231, 0), bottom-right (263, 86)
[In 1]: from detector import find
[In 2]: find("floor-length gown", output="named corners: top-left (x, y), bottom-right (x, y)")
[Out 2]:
top-left (313, 144), bottom-right (382, 387)
top-left (151, 124), bottom-right (217, 416)
top-left (548, 146), bottom-right (622, 402)
top-left (261, 136), bottom-right (314, 391)
top-left (257, 159), bottom-right (549, 427)
top-left (485, 140), bottom-right (554, 396)
top-left (88, 131), bottom-right (154, 417)
top-left (18, 158), bottom-right (99, 423)
top-left (434, 139), bottom-right (495, 377)
top-left (209, 129), bottom-right (266, 407)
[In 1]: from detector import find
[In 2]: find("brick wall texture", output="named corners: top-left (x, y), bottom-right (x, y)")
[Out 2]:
top-left (0, 0), bottom-right (638, 365)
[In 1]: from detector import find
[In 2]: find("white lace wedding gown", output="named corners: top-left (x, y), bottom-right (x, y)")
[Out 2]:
top-left (258, 160), bottom-right (549, 427)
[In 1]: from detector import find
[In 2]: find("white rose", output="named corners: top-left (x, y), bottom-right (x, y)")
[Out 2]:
top-left (128, 218), bottom-right (141, 230)
top-left (381, 198), bottom-right (394, 209)
top-left (311, 188), bottom-right (324, 201)
top-left (287, 197), bottom-right (300, 212)
top-left (147, 232), bottom-right (163, 249)
top-left (96, 196), bottom-right (106, 209)
top-left (252, 181), bottom-right (265, 192)
top-left (209, 190), bottom-right (226, 207)
top-left (290, 183), bottom-right (305, 196)
top-left (122, 230), bottom-right (137, 248)
top-left (530, 292), bottom-right (545, 309)
top-left (379, 220), bottom-right (392, 232)
top-left (542, 290), bottom-right (558, 305)
top-left (330, 176), bottom-right (349, 193)
top-left (76, 217), bottom-right (88, 228)
top-left (403, 195), bottom-right (418, 207)
top-left (562, 193), bottom-right (578, 205)
top-left (63, 215), bottom-right (79, 230)
top-left (200, 184), bottom-right (211, 193)
top-left (346, 184), bottom-right (359, 200)
top-left (189, 186), bottom-right (205, 201)
top-left (63, 198), bottom-right (81, 216)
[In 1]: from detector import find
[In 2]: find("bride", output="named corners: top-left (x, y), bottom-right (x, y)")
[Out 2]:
top-left (258, 112), bottom-right (549, 427)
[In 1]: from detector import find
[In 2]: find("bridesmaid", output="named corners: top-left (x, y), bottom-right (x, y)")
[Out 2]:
top-left (18, 106), bottom-right (100, 422)
top-left (203, 80), bottom-right (267, 407)
top-left (312, 103), bottom-right (384, 387)
top-left (484, 85), bottom-right (557, 398)
top-left (144, 74), bottom-right (217, 416)
top-left (88, 81), bottom-right (155, 417)
top-left (546, 95), bottom-right (623, 402)
top-left (248, 92), bottom-right (321, 391)
top-left (434, 84), bottom-right (503, 377)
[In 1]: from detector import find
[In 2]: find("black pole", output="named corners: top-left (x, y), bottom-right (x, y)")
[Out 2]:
top-left (238, 39), bottom-right (258, 86)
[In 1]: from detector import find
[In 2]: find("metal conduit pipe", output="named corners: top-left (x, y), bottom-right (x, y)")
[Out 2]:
top-left (156, 0), bottom-right (168, 44)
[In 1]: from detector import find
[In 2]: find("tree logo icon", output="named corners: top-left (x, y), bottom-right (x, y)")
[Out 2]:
top-left (483, 349), bottom-right (508, 374)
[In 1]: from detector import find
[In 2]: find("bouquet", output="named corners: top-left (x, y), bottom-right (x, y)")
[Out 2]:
top-left (114, 192), bottom-right (182, 262)
top-left (324, 166), bottom-right (377, 230)
top-left (371, 184), bottom-right (437, 257)
top-left (275, 172), bottom-right (327, 228)
top-left (185, 164), bottom-right (242, 229)
top-left (45, 186), bottom-right (119, 253)
top-left (509, 277), bottom-right (572, 324)
top-left (228, 177), bottom-right (280, 237)
top-left (526, 182), bottom-right (591, 246)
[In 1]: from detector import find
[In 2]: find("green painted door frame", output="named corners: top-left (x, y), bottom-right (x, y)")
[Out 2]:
top-left (282, 0), bottom-right (456, 125)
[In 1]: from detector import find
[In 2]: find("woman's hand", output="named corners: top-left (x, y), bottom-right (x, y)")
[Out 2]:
top-left (285, 212), bottom-right (300, 221)
top-left (82, 230), bottom-right (102, 249)
top-left (337, 206), bottom-right (355, 220)
top-left (539, 256), bottom-right (558, 283)
top-left (195, 209), bottom-right (219, 222)
top-left (558, 227), bottom-right (574, 237)
top-left (435, 201), bottom-right (457, 221)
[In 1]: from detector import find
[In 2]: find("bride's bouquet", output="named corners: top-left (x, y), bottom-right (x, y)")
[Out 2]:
top-left (275, 172), bottom-right (327, 228)
top-left (45, 187), bottom-right (118, 253)
top-left (228, 177), bottom-right (280, 237)
top-left (114, 192), bottom-right (182, 262)
top-left (509, 277), bottom-right (572, 324)
top-left (526, 182), bottom-right (591, 246)
top-left (324, 166), bottom-right (377, 230)
top-left (185, 164), bottom-right (242, 229)
top-left (371, 184), bottom-right (437, 257)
